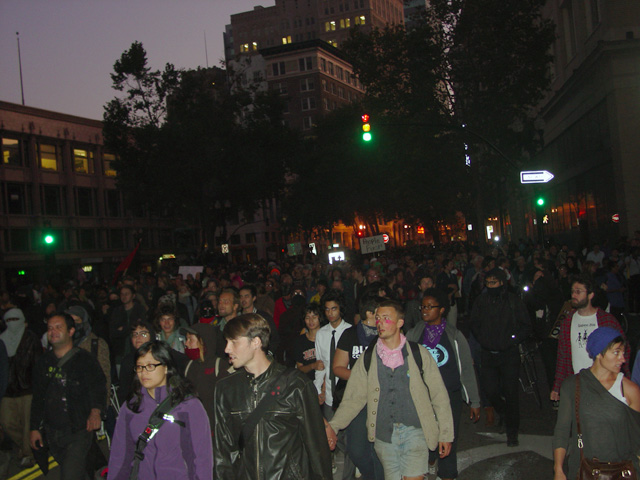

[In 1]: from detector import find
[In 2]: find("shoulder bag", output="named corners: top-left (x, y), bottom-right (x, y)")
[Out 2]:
top-left (575, 374), bottom-right (637, 480)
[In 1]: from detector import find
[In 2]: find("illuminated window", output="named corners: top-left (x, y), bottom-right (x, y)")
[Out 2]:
top-left (282, 36), bottom-right (292, 44)
top-left (355, 15), bottom-right (366, 25)
top-left (326, 21), bottom-right (336, 31)
top-left (2, 138), bottom-right (23, 166)
top-left (103, 153), bottom-right (117, 176)
top-left (73, 148), bottom-right (94, 174)
top-left (38, 143), bottom-right (59, 171)
top-left (252, 42), bottom-right (258, 50)
top-left (329, 40), bottom-right (338, 47)
top-left (240, 43), bottom-right (250, 52)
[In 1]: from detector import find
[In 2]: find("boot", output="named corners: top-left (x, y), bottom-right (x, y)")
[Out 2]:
top-left (485, 406), bottom-right (495, 427)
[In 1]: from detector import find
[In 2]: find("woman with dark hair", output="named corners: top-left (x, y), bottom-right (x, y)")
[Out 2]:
top-left (293, 303), bottom-right (325, 381)
top-left (108, 341), bottom-right (212, 480)
top-left (154, 306), bottom-right (185, 353)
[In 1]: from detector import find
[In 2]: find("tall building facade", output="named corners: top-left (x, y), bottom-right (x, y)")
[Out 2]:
top-left (0, 101), bottom-right (176, 289)
top-left (527, 1), bottom-right (640, 246)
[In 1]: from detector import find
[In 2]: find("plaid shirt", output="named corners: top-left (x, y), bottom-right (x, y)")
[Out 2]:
top-left (552, 308), bottom-right (630, 393)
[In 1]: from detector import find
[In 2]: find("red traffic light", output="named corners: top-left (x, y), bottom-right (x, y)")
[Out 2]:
top-left (361, 114), bottom-right (370, 122)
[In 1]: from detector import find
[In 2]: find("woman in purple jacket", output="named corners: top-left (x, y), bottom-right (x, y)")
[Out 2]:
top-left (108, 340), bottom-right (213, 479)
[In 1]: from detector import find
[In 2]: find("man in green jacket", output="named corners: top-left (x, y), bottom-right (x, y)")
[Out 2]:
top-left (327, 300), bottom-right (453, 480)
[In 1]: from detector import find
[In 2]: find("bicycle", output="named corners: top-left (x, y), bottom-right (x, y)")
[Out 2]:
top-left (518, 340), bottom-right (542, 409)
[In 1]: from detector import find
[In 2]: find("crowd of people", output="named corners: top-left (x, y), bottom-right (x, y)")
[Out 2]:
top-left (0, 235), bottom-right (639, 479)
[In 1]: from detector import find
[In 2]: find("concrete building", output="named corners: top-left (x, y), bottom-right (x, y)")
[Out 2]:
top-left (527, 0), bottom-right (640, 246)
top-left (0, 101), bottom-right (175, 289)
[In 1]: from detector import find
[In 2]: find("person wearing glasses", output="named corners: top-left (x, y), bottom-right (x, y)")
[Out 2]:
top-left (470, 268), bottom-right (531, 447)
top-left (108, 340), bottom-right (212, 480)
top-left (117, 320), bottom-right (187, 405)
top-left (407, 288), bottom-right (480, 480)
top-left (550, 273), bottom-right (629, 404)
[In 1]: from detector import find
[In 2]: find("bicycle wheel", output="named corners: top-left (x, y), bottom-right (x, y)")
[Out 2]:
top-left (521, 353), bottom-right (542, 409)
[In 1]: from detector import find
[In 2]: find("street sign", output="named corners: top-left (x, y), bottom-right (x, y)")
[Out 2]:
top-left (221, 244), bottom-right (229, 253)
top-left (382, 234), bottom-right (389, 244)
top-left (520, 170), bottom-right (554, 184)
top-left (360, 235), bottom-right (386, 254)
top-left (612, 213), bottom-right (620, 223)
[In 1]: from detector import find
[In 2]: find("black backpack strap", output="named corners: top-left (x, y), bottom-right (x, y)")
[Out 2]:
top-left (364, 337), bottom-right (378, 373)
top-left (91, 338), bottom-right (99, 358)
top-left (238, 370), bottom-right (288, 450)
top-left (129, 396), bottom-right (186, 480)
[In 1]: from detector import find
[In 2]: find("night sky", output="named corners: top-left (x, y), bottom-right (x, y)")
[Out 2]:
top-left (0, 0), bottom-right (270, 120)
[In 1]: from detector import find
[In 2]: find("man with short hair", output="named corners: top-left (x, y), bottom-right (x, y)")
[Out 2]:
top-left (239, 285), bottom-right (280, 353)
top-left (30, 314), bottom-right (106, 480)
top-left (470, 268), bottom-right (531, 447)
top-left (216, 288), bottom-right (240, 330)
top-left (327, 300), bottom-right (454, 480)
top-left (550, 274), bottom-right (628, 401)
top-left (214, 313), bottom-right (332, 479)
top-left (109, 285), bottom-right (146, 372)
top-left (403, 273), bottom-right (435, 332)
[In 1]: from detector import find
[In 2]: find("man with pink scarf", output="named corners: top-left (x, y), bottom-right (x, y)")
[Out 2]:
top-left (327, 300), bottom-right (454, 480)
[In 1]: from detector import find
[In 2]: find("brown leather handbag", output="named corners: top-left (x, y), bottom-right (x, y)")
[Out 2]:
top-left (575, 375), bottom-right (637, 480)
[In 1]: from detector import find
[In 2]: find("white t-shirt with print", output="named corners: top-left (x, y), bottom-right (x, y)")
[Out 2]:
top-left (570, 312), bottom-right (598, 372)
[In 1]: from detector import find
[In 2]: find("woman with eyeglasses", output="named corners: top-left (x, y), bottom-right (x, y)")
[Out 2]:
top-left (406, 288), bottom-right (480, 480)
top-left (108, 340), bottom-right (212, 480)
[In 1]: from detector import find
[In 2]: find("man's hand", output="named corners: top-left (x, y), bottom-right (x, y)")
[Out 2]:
top-left (318, 392), bottom-right (326, 405)
top-left (324, 420), bottom-right (337, 451)
top-left (550, 390), bottom-right (560, 401)
top-left (469, 407), bottom-right (481, 423)
top-left (30, 430), bottom-right (43, 450)
top-left (313, 360), bottom-right (325, 371)
top-left (438, 441), bottom-right (452, 458)
top-left (86, 408), bottom-right (102, 431)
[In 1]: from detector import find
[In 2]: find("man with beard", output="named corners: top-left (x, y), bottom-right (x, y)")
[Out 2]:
top-left (470, 268), bottom-right (531, 447)
top-left (550, 273), bottom-right (628, 402)
top-left (239, 284), bottom-right (280, 354)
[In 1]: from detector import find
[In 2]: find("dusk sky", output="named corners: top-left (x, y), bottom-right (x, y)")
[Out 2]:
top-left (0, 0), bottom-right (270, 120)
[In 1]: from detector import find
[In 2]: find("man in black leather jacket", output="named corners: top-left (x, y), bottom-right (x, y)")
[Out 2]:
top-left (214, 313), bottom-right (332, 479)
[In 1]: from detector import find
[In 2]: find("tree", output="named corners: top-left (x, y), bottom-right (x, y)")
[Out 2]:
top-left (104, 42), bottom-right (294, 251)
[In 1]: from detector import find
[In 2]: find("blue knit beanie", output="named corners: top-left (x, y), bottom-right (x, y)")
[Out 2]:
top-left (586, 327), bottom-right (622, 359)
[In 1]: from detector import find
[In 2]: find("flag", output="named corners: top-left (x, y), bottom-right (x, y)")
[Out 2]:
top-left (112, 240), bottom-right (141, 284)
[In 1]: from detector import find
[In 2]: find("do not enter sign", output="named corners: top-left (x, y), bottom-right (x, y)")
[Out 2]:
top-left (612, 213), bottom-right (620, 223)
top-left (382, 234), bottom-right (389, 243)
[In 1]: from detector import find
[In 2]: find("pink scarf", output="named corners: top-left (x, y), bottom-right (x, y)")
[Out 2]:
top-left (376, 334), bottom-right (407, 369)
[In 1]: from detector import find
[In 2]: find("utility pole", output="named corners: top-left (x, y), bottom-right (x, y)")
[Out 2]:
top-left (16, 32), bottom-right (25, 105)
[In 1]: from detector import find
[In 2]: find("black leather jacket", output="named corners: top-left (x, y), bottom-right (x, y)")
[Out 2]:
top-left (214, 360), bottom-right (332, 479)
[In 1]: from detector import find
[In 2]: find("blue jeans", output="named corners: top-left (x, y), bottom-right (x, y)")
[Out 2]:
top-left (346, 408), bottom-right (384, 480)
top-left (374, 424), bottom-right (429, 479)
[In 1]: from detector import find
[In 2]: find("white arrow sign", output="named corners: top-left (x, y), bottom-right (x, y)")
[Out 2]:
top-left (520, 170), bottom-right (554, 184)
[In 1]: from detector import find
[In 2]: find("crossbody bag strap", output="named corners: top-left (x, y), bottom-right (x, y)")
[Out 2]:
top-left (574, 374), bottom-right (585, 461)
top-left (129, 395), bottom-right (185, 480)
top-left (238, 371), bottom-right (288, 450)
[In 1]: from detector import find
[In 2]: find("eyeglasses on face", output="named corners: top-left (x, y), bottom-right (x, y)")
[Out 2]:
top-left (134, 363), bottom-right (163, 373)
top-left (485, 279), bottom-right (500, 286)
top-left (131, 331), bottom-right (150, 338)
top-left (420, 305), bottom-right (441, 311)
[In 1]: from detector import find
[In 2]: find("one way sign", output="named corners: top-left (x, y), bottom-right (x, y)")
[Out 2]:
top-left (520, 170), bottom-right (554, 184)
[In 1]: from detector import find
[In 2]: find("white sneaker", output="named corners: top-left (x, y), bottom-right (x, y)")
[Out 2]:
top-left (427, 461), bottom-right (437, 475)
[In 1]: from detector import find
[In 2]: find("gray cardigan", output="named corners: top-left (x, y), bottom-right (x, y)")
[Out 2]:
top-left (406, 321), bottom-right (481, 408)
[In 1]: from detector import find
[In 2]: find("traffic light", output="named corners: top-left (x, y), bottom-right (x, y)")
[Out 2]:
top-left (361, 114), bottom-right (372, 142)
top-left (357, 230), bottom-right (364, 238)
top-left (44, 233), bottom-right (55, 245)
top-left (536, 196), bottom-right (545, 207)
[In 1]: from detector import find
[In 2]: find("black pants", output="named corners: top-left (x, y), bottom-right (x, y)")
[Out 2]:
top-left (45, 427), bottom-right (93, 480)
top-left (481, 347), bottom-right (520, 438)
top-left (429, 389), bottom-right (462, 479)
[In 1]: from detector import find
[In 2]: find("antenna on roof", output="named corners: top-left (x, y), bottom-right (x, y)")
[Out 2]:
top-left (204, 31), bottom-right (209, 68)
top-left (16, 32), bottom-right (25, 105)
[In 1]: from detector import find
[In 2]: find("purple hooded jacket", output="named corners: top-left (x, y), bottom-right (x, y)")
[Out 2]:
top-left (108, 385), bottom-right (213, 480)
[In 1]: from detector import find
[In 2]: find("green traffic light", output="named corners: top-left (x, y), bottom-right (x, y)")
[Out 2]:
top-left (536, 197), bottom-right (545, 206)
top-left (18, 270), bottom-right (25, 276)
top-left (44, 234), bottom-right (55, 245)
top-left (363, 132), bottom-right (372, 142)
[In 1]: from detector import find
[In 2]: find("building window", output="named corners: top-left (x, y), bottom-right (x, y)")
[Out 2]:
top-left (328, 40), bottom-right (338, 47)
top-left (355, 15), bottom-right (366, 25)
top-left (340, 18), bottom-right (351, 28)
top-left (9, 229), bottom-right (29, 252)
top-left (78, 229), bottom-right (96, 250)
top-left (302, 116), bottom-right (313, 130)
top-left (282, 35), bottom-right (292, 44)
top-left (109, 229), bottom-right (125, 249)
top-left (252, 41), bottom-right (258, 50)
top-left (73, 148), bottom-right (94, 174)
top-left (106, 189), bottom-right (121, 217)
top-left (240, 43), bottom-right (250, 52)
top-left (337, 87), bottom-right (345, 99)
top-left (5, 183), bottom-right (30, 215)
top-left (103, 153), bottom-right (117, 176)
top-left (322, 79), bottom-right (328, 91)
top-left (301, 97), bottom-right (317, 111)
top-left (274, 82), bottom-right (288, 95)
top-left (42, 185), bottom-right (63, 216)
top-left (562, 2), bottom-right (576, 60)
top-left (300, 78), bottom-right (315, 91)
top-left (328, 62), bottom-right (334, 75)
top-left (245, 233), bottom-right (257, 244)
top-left (321, 58), bottom-right (327, 72)
top-left (272, 61), bottom-right (286, 76)
top-left (76, 188), bottom-right (95, 216)
top-left (2, 137), bottom-right (24, 166)
top-left (229, 234), bottom-right (241, 245)
top-left (38, 143), bottom-right (59, 171)
top-left (324, 98), bottom-right (330, 110)
top-left (336, 66), bottom-right (344, 80)
top-left (298, 56), bottom-right (313, 71)
top-left (585, 0), bottom-right (600, 34)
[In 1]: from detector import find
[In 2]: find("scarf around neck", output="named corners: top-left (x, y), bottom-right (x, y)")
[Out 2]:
top-left (421, 320), bottom-right (447, 349)
top-left (376, 334), bottom-right (407, 369)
